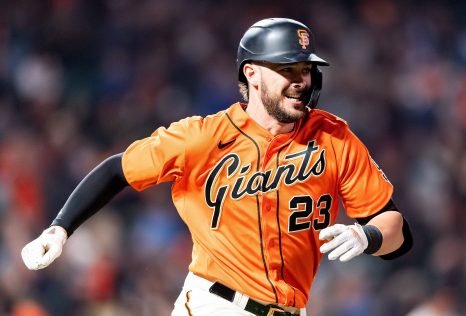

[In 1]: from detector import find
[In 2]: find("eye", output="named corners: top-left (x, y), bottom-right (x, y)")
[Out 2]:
top-left (302, 67), bottom-right (312, 74)
top-left (279, 67), bottom-right (292, 73)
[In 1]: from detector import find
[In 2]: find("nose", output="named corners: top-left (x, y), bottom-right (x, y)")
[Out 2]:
top-left (291, 74), bottom-right (307, 90)
top-left (291, 80), bottom-right (305, 89)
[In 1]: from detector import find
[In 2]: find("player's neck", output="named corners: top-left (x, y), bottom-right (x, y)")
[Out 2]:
top-left (245, 102), bottom-right (295, 136)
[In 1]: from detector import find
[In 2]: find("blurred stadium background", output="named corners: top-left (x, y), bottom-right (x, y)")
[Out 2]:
top-left (0, 0), bottom-right (465, 315)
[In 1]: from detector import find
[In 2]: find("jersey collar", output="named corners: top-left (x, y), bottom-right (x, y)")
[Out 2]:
top-left (225, 102), bottom-right (308, 143)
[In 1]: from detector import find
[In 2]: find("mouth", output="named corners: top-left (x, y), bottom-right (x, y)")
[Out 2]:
top-left (285, 94), bottom-right (304, 104)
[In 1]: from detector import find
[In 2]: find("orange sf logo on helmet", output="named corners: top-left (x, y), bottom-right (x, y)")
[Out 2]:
top-left (297, 29), bottom-right (310, 49)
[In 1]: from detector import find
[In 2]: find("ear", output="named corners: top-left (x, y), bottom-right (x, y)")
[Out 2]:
top-left (243, 63), bottom-right (259, 87)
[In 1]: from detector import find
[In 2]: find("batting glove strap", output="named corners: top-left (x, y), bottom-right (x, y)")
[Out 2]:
top-left (362, 225), bottom-right (383, 255)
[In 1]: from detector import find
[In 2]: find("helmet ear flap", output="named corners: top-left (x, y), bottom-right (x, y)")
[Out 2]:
top-left (308, 66), bottom-right (322, 109)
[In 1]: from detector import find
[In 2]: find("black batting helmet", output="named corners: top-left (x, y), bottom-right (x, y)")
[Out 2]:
top-left (237, 18), bottom-right (329, 108)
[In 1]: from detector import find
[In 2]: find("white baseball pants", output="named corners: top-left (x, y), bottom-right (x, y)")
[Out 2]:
top-left (172, 272), bottom-right (306, 316)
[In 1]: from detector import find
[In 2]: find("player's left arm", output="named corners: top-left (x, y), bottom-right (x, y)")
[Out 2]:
top-left (359, 210), bottom-right (403, 256)
top-left (321, 124), bottom-right (413, 262)
top-left (354, 198), bottom-right (413, 259)
top-left (319, 198), bottom-right (413, 261)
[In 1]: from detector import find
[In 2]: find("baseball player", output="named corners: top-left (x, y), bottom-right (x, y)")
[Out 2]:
top-left (22, 18), bottom-right (412, 315)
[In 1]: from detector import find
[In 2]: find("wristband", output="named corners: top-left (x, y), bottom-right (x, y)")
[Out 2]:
top-left (362, 225), bottom-right (383, 254)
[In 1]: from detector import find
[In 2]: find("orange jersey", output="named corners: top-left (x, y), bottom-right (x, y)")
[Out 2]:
top-left (122, 102), bottom-right (393, 308)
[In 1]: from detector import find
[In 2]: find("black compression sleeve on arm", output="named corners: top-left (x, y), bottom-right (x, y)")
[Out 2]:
top-left (355, 199), bottom-right (398, 225)
top-left (356, 198), bottom-right (413, 259)
top-left (51, 153), bottom-right (129, 236)
top-left (379, 217), bottom-right (413, 260)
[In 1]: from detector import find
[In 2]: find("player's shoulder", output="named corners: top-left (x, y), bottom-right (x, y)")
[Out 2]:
top-left (167, 107), bottom-right (229, 141)
top-left (176, 108), bottom-right (227, 129)
top-left (310, 109), bottom-right (348, 124)
top-left (308, 109), bottom-right (350, 133)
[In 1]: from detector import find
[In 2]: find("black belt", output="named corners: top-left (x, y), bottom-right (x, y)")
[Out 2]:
top-left (209, 282), bottom-right (300, 316)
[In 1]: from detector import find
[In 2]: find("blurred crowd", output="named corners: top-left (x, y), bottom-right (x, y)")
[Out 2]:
top-left (0, 0), bottom-right (465, 315)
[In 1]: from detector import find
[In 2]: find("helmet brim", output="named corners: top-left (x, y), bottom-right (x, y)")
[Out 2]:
top-left (307, 54), bottom-right (329, 66)
top-left (238, 53), bottom-right (329, 83)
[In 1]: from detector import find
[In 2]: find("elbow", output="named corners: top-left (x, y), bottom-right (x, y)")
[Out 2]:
top-left (370, 211), bottom-right (404, 257)
top-left (379, 215), bottom-right (414, 260)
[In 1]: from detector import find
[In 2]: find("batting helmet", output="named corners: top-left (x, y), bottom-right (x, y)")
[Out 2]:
top-left (237, 18), bottom-right (329, 109)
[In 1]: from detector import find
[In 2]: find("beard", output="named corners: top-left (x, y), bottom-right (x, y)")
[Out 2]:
top-left (261, 80), bottom-right (307, 124)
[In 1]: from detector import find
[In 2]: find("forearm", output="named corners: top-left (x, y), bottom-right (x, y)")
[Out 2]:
top-left (366, 211), bottom-right (404, 256)
top-left (51, 153), bottom-right (129, 236)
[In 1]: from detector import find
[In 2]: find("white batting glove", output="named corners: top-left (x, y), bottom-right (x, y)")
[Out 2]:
top-left (319, 223), bottom-right (368, 262)
top-left (21, 226), bottom-right (68, 270)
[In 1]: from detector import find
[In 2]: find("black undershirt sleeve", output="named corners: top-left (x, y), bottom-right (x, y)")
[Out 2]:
top-left (51, 153), bottom-right (129, 237)
top-left (355, 199), bottom-right (399, 225)
top-left (379, 217), bottom-right (413, 260)
top-left (356, 198), bottom-right (413, 260)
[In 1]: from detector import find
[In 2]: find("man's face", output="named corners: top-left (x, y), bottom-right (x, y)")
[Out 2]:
top-left (258, 62), bottom-right (312, 124)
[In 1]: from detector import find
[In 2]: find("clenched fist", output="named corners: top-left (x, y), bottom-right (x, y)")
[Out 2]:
top-left (21, 226), bottom-right (68, 270)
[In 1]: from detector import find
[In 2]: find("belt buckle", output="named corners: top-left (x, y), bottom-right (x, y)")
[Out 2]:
top-left (267, 306), bottom-right (286, 316)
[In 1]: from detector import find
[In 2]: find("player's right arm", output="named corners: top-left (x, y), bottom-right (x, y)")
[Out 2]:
top-left (21, 153), bottom-right (129, 270)
top-left (22, 117), bottom-right (193, 270)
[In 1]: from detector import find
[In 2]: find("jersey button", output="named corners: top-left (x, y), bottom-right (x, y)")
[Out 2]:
top-left (263, 202), bottom-right (271, 211)
top-left (270, 262), bottom-right (280, 269)
top-left (264, 200), bottom-right (271, 212)
top-left (266, 136), bottom-right (272, 142)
